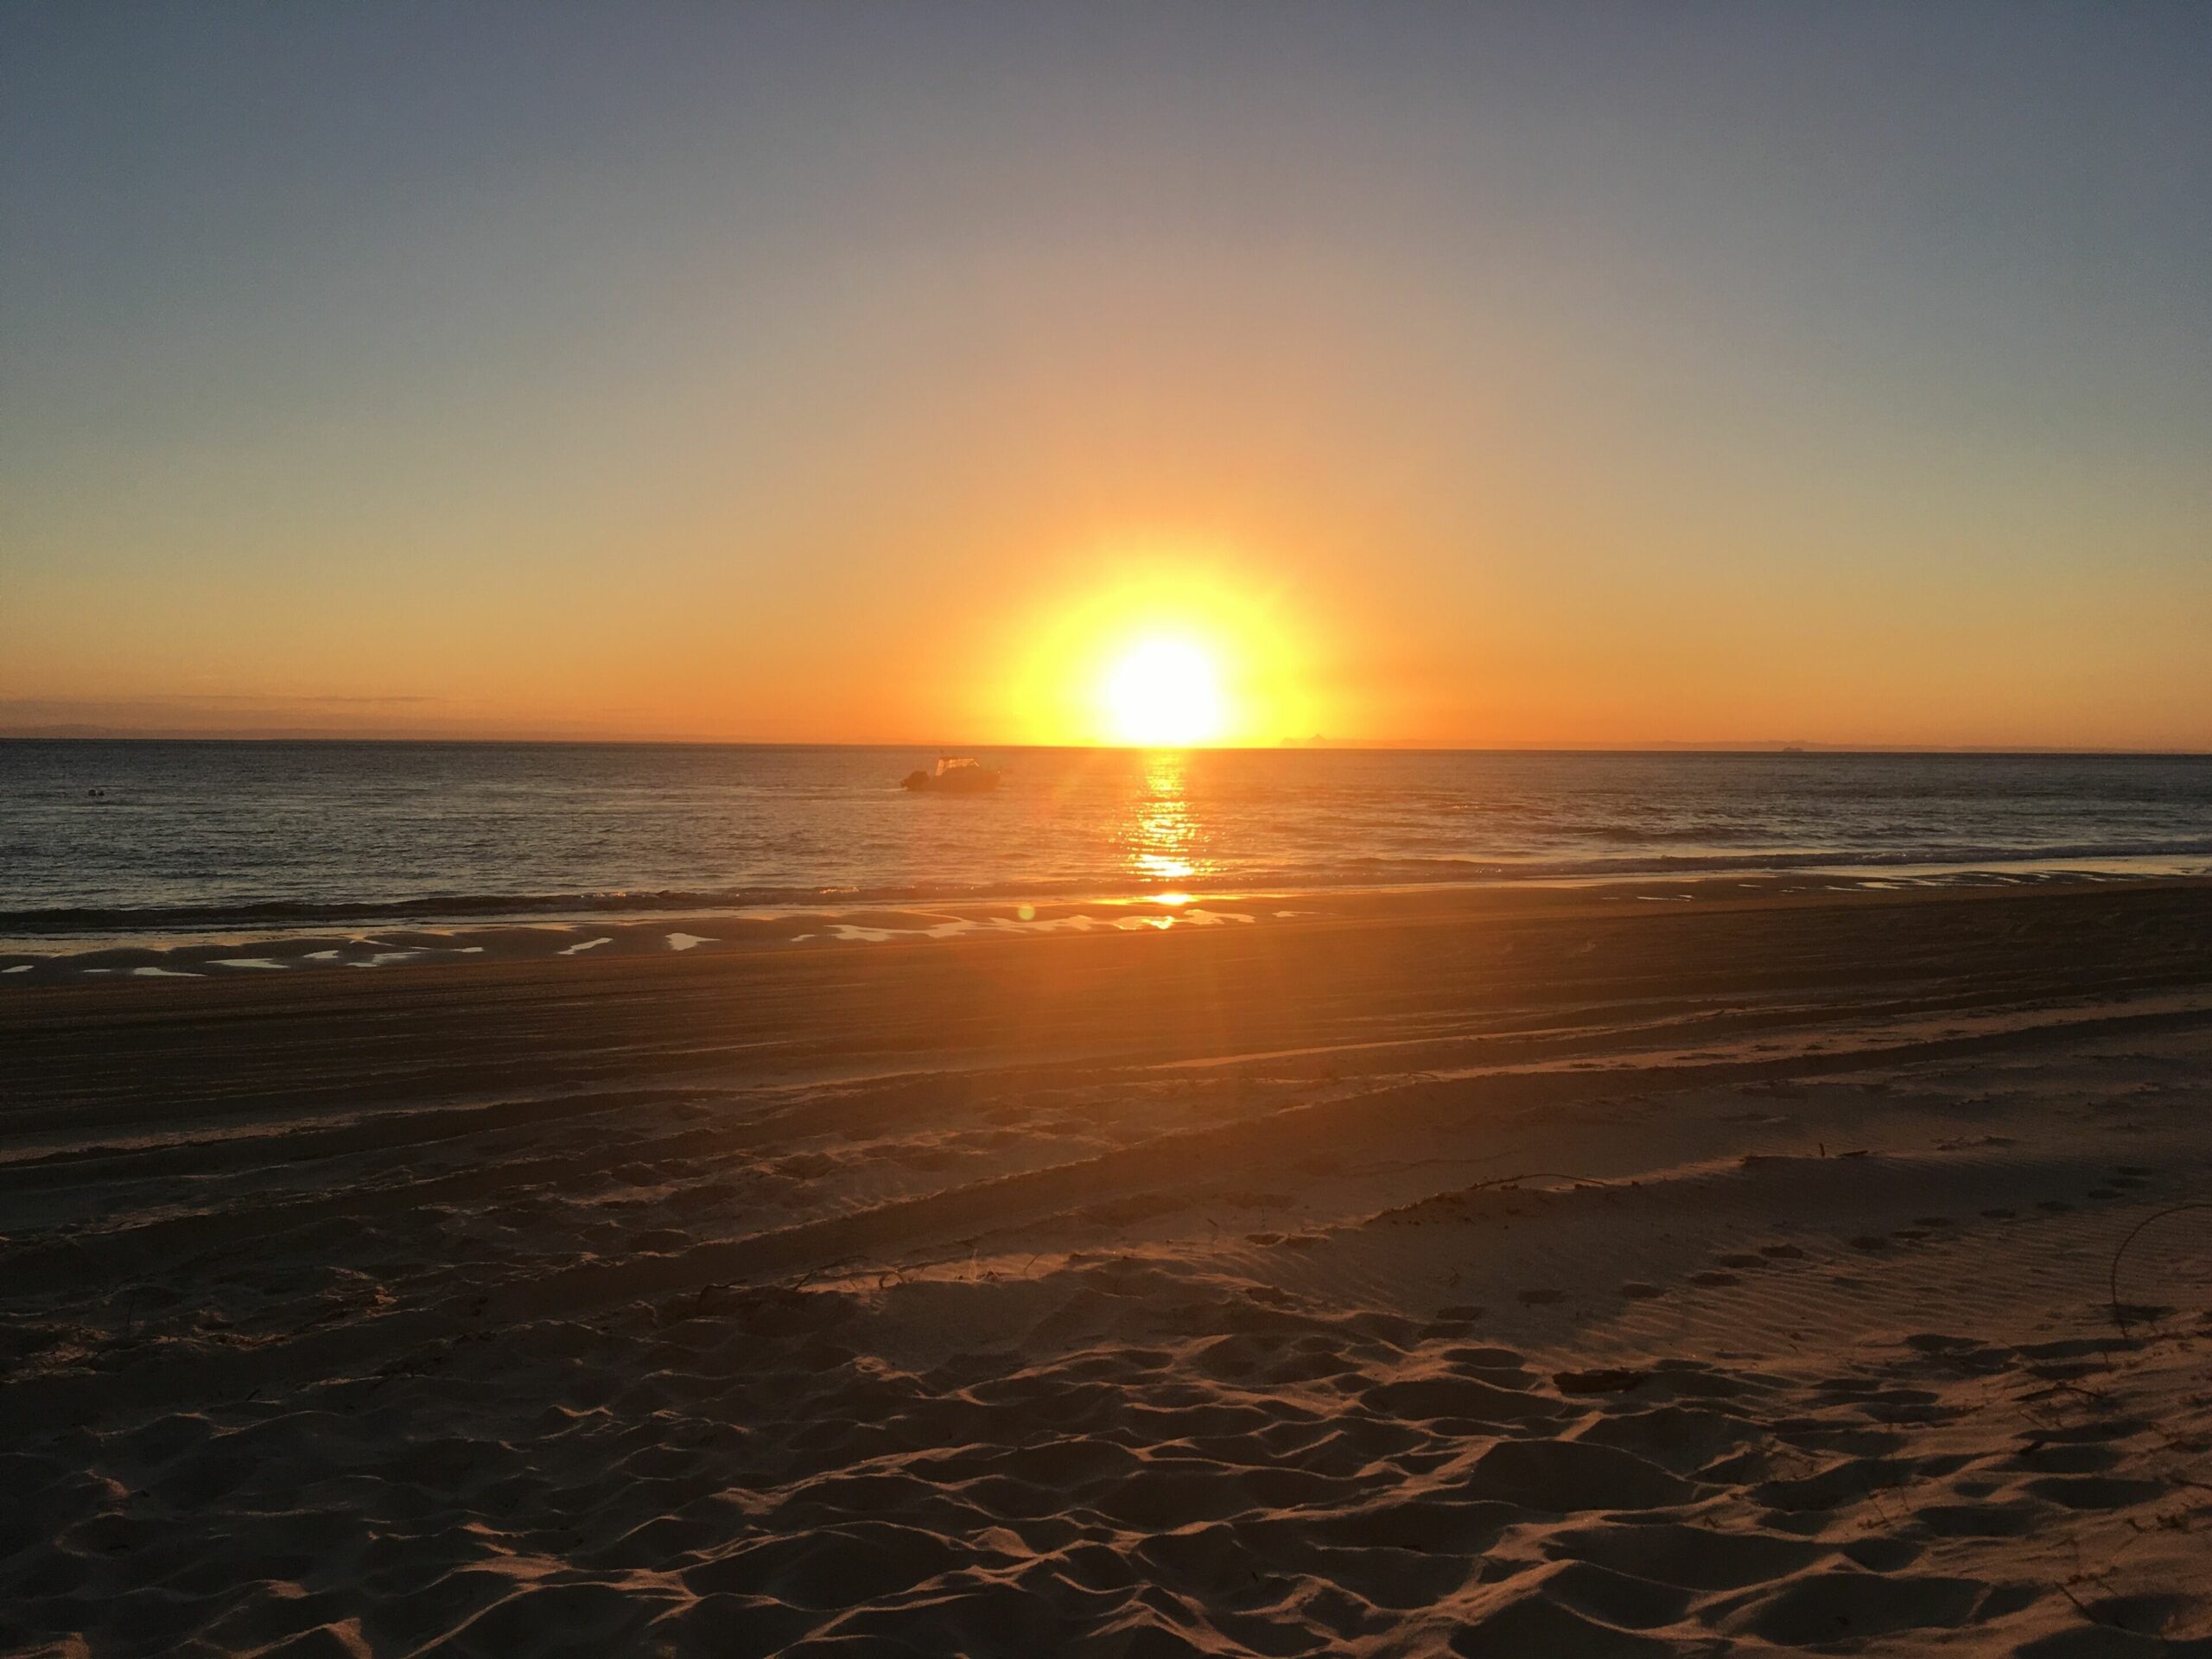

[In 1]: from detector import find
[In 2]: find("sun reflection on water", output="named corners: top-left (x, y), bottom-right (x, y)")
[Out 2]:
top-left (1128, 753), bottom-right (1199, 884)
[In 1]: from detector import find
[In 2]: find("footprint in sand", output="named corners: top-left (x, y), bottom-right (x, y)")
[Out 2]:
top-left (1517, 1287), bottom-right (1564, 1306)
top-left (2023, 1475), bottom-right (2171, 1511)
top-left (1849, 1236), bottom-right (1890, 1252)
top-left (1691, 1270), bottom-right (1739, 1287)
top-left (1759, 1243), bottom-right (1805, 1260)
top-left (1619, 1281), bottom-right (1663, 1300)
top-left (1554, 1367), bottom-right (1650, 1395)
top-left (1716, 1254), bottom-right (1768, 1270)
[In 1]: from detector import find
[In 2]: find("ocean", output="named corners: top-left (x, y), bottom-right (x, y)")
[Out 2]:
top-left (3, 741), bottom-right (2209, 947)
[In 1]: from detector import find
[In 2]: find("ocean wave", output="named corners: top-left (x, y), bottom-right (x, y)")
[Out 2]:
top-left (1351, 839), bottom-right (2212, 878)
top-left (0, 887), bottom-right (870, 936)
top-left (5, 836), bottom-right (2211, 937)
top-left (0, 875), bottom-right (1221, 936)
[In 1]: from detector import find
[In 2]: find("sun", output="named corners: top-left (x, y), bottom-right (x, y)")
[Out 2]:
top-left (1103, 638), bottom-right (1224, 747)
top-left (1005, 544), bottom-right (1321, 745)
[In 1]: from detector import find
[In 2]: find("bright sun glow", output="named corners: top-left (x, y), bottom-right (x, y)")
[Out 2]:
top-left (1103, 639), bottom-right (1224, 747)
top-left (1003, 542), bottom-right (1322, 746)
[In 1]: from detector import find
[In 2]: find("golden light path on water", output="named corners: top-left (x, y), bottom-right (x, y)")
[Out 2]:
top-left (1128, 752), bottom-right (1199, 884)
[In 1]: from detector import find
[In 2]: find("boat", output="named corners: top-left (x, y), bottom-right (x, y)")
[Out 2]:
top-left (901, 755), bottom-right (1002, 793)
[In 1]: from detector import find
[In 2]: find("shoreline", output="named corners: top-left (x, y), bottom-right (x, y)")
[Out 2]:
top-left (8, 863), bottom-right (2212, 985)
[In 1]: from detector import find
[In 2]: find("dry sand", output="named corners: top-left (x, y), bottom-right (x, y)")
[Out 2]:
top-left (3, 880), bottom-right (2211, 1656)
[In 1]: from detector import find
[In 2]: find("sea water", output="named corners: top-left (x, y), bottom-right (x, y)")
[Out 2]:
top-left (3, 741), bottom-right (2209, 944)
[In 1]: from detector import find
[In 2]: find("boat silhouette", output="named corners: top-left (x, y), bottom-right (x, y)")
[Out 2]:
top-left (900, 755), bottom-right (1001, 794)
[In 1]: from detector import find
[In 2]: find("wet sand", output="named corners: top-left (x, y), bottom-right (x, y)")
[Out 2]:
top-left (4, 880), bottom-right (2212, 1655)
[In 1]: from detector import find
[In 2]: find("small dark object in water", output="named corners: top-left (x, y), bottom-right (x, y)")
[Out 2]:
top-left (902, 756), bottom-right (1001, 793)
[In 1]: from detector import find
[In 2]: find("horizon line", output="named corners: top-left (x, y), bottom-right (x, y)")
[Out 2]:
top-left (3, 730), bottom-right (2208, 759)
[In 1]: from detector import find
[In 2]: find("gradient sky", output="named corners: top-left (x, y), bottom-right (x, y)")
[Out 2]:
top-left (4, 3), bottom-right (2208, 747)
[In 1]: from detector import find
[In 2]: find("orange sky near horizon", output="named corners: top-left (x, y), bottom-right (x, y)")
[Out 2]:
top-left (4, 7), bottom-right (2209, 752)
top-left (9, 453), bottom-right (2207, 749)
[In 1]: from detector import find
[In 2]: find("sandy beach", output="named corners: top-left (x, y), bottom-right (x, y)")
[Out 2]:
top-left (5, 880), bottom-right (2212, 1656)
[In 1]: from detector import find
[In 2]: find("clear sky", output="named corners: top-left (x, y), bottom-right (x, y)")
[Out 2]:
top-left (4, 3), bottom-right (2208, 747)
